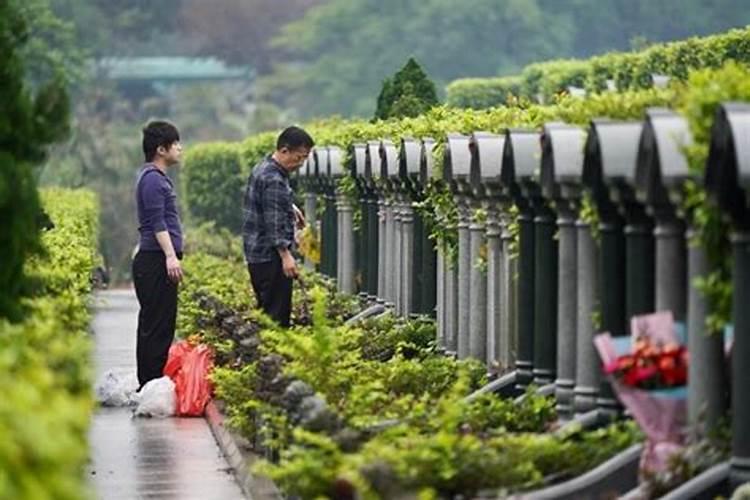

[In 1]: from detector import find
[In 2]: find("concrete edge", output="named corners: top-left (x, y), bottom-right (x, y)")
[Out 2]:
top-left (204, 400), bottom-right (283, 500)
top-left (517, 443), bottom-right (643, 499)
top-left (657, 461), bottom-right (729, 500)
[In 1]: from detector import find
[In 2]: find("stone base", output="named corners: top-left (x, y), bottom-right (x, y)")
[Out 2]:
top-left (205, 400), bottom-right (282, 500)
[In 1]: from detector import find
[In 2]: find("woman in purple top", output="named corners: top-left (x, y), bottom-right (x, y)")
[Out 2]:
top-left (132, 121), bottom-right (183, 390)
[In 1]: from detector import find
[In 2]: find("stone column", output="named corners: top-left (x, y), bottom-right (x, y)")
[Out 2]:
top-left (444, 255), bottom-right (459, 355)
top-left (377, 198), bottom-right (386, 303)
top-left (393, 198), bottom-right (404, 315)
top-left (469, 210), bottom-right (488, 362)
top-left (515, 205), bottom-right (535, 387)
top-left (401, 203), bottom-right (415, 317)
top-left (436, 248), bottom-right (445, 349)
top-left (456, 199), bottom-right (472, 359)
top-left (730, 230), bottom-right (750, 489)
top-left (485, 207), bottom-right (502, 369)
top-left (385, 200), bottom-right (396, 308)
top-left (367, 193), bottom-right (379, 299)
top-left (337, 195), bottom-right (355, 294)
top-left (555, 204), bottom-right (578, 418)
top-left (573, 219), bottom-right (600, 414)
top-left (358, 193), bottom-right (369, 300)
top-left (499, 210), bottom-right (515, 371)
top-left (336, 195), bottom-right (343, 289)
top-left (686, 228), bottom-right (726, 432)
top-left (532, 205), bottom-right (558, 385)
top-left (624, 212), bottom-right (655, 320)
top-left (654, 217), bottom-right (687, 321)
top-left (420, 211), bottom-right (438, 319)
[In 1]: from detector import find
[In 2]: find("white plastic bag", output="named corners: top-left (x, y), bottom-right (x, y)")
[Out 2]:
top-left (134, 376), bottom-right (176, 418)
top-left (95, 370), bottom-right (139, 407)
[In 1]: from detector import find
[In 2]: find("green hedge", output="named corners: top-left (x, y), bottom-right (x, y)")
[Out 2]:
top-left (445, 76), bottom-right (523, 109)
top-left (0, 187), bottom-right (99, 500)
top-left (182, 142), bottom-right (245, 233)
top-left (446, 25), bottom-right (750, 108)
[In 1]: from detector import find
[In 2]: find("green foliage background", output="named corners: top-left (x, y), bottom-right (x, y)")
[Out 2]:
top-left (0, 188), bottom-right (99, 500)
top-left (447, 26), bottom-right (750, 108)
top-left (182, 142), bottom-right (245, 232)
top-left (264, 0), bottom-right (750, 117)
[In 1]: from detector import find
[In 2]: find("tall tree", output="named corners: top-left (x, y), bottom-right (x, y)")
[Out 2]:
top-left (1, 0), bottom-right (71, 320)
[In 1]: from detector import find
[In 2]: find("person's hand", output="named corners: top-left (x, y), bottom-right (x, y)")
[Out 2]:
top-left (281, 251), bottom-right (298, 279)
top-left (293, 204), bottom-right (306, 230)
top-left (166, 255), bottom-right (183, 283)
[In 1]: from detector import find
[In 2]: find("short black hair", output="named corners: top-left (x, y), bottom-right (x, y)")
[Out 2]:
top-left (276, 126), bottom-right (314, 151)
top-left (142, 121), bottom-right (180, 162)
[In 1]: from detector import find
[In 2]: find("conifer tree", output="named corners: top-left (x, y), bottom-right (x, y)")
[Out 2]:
top-left (374, 58), bottom-right (439, 120)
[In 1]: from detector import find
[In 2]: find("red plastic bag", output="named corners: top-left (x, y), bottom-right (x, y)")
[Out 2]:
top-left (164, 341), bottom-right (190, 379)
top-left (164, 340), bottom-right (215, 416)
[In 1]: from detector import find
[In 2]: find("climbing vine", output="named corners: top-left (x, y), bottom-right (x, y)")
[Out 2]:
top-left (675, 62), bottom-right (750, 334)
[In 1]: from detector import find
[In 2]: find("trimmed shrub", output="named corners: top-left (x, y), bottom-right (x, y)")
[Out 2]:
top-left (445, 25), bottom-right (750, 109)
top-left (182, 142), bottom-right (244, 232)
top-left (446, 76), bottom-right (523, 109)
top-left (0, 187), bottom-right (99, 500)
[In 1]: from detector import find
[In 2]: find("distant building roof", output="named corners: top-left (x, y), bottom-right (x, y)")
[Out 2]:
top-left (95, 57), bottom-right (252, 82)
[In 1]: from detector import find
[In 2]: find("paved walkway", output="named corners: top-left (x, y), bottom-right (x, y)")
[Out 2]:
top-left (88, 288), bottom-right (245, 500)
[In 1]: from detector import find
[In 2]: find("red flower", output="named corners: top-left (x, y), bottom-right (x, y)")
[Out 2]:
top-left (606, 337), bottom-right (688, 389)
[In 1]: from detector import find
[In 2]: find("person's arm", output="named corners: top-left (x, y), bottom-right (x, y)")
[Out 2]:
top-left (155, 231), bottom-right (183, 283)
top-left (141, 174), bottom-right (183, 283)
top-left (292, 203), bottom-right (306, 229)
top-left (263, 178), bottom-right (297, 278)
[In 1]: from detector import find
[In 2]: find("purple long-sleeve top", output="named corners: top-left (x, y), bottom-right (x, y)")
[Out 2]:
top-left (135, 164), bottom-right (183, 254)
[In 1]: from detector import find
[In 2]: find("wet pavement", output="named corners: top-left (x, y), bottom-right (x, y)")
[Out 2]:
top-left (88, 289), bottom-right (246, 500)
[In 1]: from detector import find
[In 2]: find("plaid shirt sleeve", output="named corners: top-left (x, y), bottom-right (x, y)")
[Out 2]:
top-left (262, 176), bottom-right (294, 250)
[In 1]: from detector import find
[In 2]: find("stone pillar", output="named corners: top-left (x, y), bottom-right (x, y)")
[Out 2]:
top-left (515, 205), bottom-right (535, 387)
top-left (444, 255), bottom-right (459, 355)
top-left (401, 203), bottom-right (415, 317)
top-left (367, 193), bottom-right (379, 299)
top-left (393, 198), bottom-right (404, 315)
top-left (420, 212), bottom-right (438, 319)
top-left (624, 213), bottom-right (655, 320)
top-left (485, 207), bottom-right (502, 369)
top-left (457, 200), bottom-right (472, 359)
top-left (730, 231), bottom-right (750, 489)
top-left (469, 210), bottom-right (488, 362)
top-left (377, 198), bottom-right (386, 303)
top-left (555, 205), bottom-right (578, 418)
top-left (686, 228), bottom-right (726, 432)
top-left (436, 248), bottom-right (445, 349)
top-left (532, 205), bottom-right (558, 385)
top-left (385, 200), bottom-right (396, 308)
top-left (358, 192), bottom-right (369, 300)
top-left (336, 196), bottom-right (343, 288)
top-left (499, 211), bottom-right (515, 371)
top-left (596, 216), bottom-right (624, 416)
top-left (337, 196), bottom-right (355, 294)
top-left (574, 219), bottom-right (600, 414)
top-left (654, 217), bottom-right (687, 321)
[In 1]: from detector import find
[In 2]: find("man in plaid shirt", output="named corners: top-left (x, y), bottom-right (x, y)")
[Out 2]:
top-left (242, 126), bottom-right (314, 327)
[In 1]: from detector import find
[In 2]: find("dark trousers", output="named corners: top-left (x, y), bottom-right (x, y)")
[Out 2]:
top-left (132, 251), bottom-right (178, 389)
top-left (248, 254), bottom-right (293, 327)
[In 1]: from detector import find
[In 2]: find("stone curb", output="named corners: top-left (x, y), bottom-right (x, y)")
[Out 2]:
top-left (204, 400), bottom-right (282, 500)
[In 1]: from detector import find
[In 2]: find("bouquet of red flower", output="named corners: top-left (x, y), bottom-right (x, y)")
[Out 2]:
top-left (603, 336), bottom-right (688, 389)
top-left (594, 311), bottom-right (688, 474)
